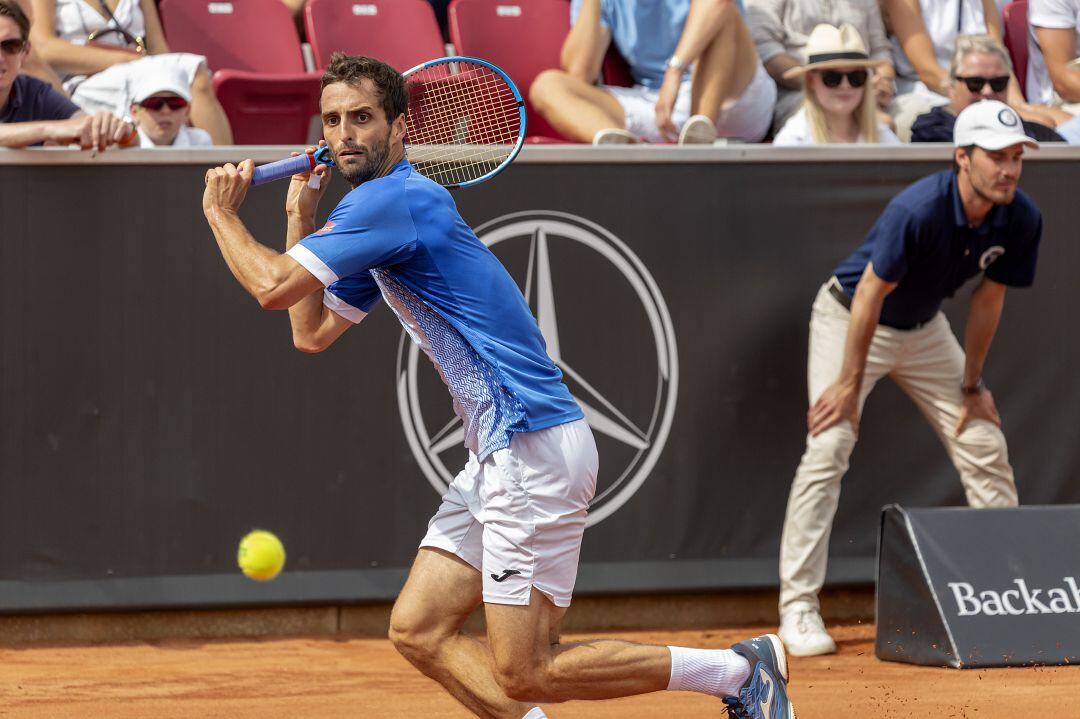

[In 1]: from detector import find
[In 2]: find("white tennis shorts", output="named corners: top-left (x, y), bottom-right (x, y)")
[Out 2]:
top-left (605, 62), bottom-right (776, 143)
top-left (419, 418), bottom-right (598, 607)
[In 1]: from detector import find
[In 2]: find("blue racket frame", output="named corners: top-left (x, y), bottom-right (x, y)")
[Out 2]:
top-left (250, 56), bottom-right (526, 189)
top-left (402, 55), bottom-right (527, 188)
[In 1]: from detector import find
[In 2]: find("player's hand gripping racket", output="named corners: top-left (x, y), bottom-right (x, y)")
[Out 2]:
top-left (250, 56), bottom-right (526, 188)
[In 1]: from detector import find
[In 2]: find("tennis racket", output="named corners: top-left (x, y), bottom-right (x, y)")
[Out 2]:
top-left (251, 56), bottom-right (526, 188)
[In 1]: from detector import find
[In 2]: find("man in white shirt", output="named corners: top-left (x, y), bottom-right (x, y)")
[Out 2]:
top-left (128, 69), bottom-right (212, 147)
top-left (1027, 0), bottom-right (1080, 112)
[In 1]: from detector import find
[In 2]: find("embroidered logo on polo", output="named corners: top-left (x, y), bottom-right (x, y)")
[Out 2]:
top-left (997, 108), bottom-right (1020, 127)
top-left (980, 245), bottom-right (1006, 269)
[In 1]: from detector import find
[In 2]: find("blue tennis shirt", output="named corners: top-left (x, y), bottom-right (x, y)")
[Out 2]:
top-left (833, 170), bottom-right (1041, 330)
top-left (287, 159), bottom-right (582, 460)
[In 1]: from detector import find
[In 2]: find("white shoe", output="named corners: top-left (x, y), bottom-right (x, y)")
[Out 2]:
top-left (678, 114), bottom-right (717, 145)
top-left (778, 607), bottom-right (837, 657)
top-left (592, 128), bottom-right (638, 145)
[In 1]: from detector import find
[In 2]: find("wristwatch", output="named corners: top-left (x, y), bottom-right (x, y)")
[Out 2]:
top-left (961, 378), bottom-right (985, 396)
top-left (665, 55), bottom-right (689, 74)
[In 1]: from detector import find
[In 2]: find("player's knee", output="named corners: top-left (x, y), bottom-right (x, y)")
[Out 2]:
top-left (388, 611), bottom-right (441, 667)
top-left (494, 664), bottom-right (551, 703)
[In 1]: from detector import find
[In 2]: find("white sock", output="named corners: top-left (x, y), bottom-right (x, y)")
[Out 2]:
top-left (667, 646), bottom-right (751, 698)
top-left (521, 708), bottom-right (547, 719)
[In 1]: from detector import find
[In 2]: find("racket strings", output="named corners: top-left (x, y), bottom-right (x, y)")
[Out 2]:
top-left (405, 62), bottom-right (522, 186)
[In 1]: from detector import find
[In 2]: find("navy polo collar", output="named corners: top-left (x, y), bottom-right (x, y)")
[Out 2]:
top-left (950, 172), bottom-right (1009, 230)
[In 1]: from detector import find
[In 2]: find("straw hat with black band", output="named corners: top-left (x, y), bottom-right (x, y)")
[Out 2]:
top-left (783, 23), bottom-right (890, 80)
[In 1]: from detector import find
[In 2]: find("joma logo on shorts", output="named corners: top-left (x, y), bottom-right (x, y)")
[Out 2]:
top-left (948, 577), bottom-right (1080, 616)
top-left (490, 569), bottom-right (522, 583)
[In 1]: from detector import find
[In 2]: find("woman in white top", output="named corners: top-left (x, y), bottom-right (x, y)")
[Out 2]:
top-left (774, 23), bottom-right (901, 144)
top-left (29, 0), bottom-right (231, 143)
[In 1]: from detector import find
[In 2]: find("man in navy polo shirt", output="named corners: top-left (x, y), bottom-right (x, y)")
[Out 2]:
top-left (0, 0), bottom-right (131, 148)
top-left (777, 99), bottom-right (1042, 657)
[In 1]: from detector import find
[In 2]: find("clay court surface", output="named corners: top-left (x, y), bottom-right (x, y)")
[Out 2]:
top-left (2, 623), bottom-right (1077, 718)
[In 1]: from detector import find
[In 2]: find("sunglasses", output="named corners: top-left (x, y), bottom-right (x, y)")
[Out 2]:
top-left (820, 69), bottom-right (868, 88)
top-left (0, 38), bottom-right (28, 55)
top-left (139, 96), bottom-right (189, 111)
top-left (955, 75), bottom-right (1010, 93)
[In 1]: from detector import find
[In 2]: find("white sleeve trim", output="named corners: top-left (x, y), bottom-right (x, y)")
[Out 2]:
top-left (323, 289), bottom-right (368, 324)
top-left (286, 244), bottom-right (340, 286)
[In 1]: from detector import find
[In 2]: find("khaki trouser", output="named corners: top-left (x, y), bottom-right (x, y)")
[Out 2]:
top-left (778, 283), bottom-right (1019, 615)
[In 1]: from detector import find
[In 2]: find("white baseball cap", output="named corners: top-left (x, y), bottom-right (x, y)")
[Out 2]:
top-left (954, 100), bottom-right (1038, 150)
top-left (129, 65), bottom-right (192, 104)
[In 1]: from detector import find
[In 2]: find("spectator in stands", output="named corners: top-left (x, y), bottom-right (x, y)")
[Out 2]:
top-left (128, 66), bottom-right (211, 146)
top-left (1027, 0), bottom-right (1080, 113)
top-left (29, 0), bottom-right (232, 144)
top-left (746, 0), bottom-right (896, 135)
top-left (773, 24), bottom-right (900, 144)
top-left (877, 0), bottom-right (1065, 140)
top-left (911, 35), bottom-right (1074, 142)
top-left (1, 0), bottom-right (132, 148)
top-left (530, 0), bottom-right (777, 144)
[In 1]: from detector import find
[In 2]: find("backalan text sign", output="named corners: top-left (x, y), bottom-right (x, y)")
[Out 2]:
top-left (876, 505), bottom-right (1080, 668)
top-left (948, 578), bottom-right (1080, 616)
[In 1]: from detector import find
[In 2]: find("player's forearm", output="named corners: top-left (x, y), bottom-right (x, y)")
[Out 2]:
top-left (962, 280), bottom-right (1006, 387)
top-left (283, 214), bottom-right (332, 349)
top-left (207, 210), bottom-right (291, 306)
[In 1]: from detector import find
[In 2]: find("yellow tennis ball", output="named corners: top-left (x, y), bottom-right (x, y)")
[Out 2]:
top-left (237, 529), bottom-right (286, 581)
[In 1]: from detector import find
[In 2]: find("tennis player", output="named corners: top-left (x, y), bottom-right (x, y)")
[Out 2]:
top-left (202, 53), bottom-right (793, 719)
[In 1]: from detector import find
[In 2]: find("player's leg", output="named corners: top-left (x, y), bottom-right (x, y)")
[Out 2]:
top-left (485, 588), bottom-right (670, 701)
top-left (486, 588), bottom-right (794, 718)
top-left (685, 0), bottom-right (774, 142)
top-left (390, 547), bottom-right (534, 719)
top-left (528, 70), bottom-right (628, 142)
top-left (778, 282), bottom-right (894, 654)
top-left (390, 455), bottom-right (537, 719)
top-left (889, 314), bottom-right (1018, 508)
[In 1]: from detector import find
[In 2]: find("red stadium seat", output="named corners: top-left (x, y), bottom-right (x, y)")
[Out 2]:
top-left (448, 0), bottom-right (571, 141)
top-left (159, 0), bottom-right (306, 73)
top-left (1003, 0), bottom-right (1030, 98)
top-left (159, 0), bottom-right (321, 144)
top-left (304, 0), bottom-right (446, 71)
top-left (212, 71), bottom-right (322, 144)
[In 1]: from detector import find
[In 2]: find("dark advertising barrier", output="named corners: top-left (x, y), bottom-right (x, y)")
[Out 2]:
top-left (2, 147), bottom-right (1080, 612)
top-left (876, 505), bottom-right (1080, 668)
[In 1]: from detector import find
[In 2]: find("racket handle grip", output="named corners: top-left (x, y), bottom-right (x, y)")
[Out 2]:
top-left (251, 154), bottom-right (316, 186)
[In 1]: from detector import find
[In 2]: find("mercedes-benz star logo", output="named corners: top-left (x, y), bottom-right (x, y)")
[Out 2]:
top-left (396, 210), bottom-right (679, 526)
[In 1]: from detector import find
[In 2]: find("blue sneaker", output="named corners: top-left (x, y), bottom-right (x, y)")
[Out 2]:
top-left (725, 633), bottom-right (795, 719)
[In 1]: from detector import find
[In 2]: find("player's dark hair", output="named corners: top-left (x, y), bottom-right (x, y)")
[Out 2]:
top-left (953, 145), bottom-right (975, 173)
top-left (321, 54), bottom-right (407, 122)
top-left (0, 0), bottom-right (31, 41)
